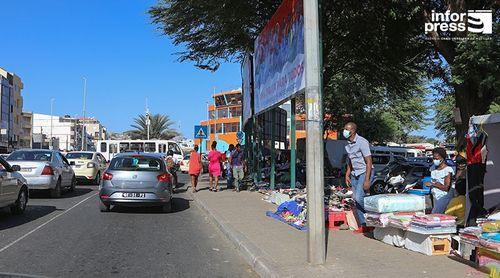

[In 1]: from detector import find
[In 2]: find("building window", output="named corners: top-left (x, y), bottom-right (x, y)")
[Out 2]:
top-left (217, 108), bottom-right (228, 119)
top-left (216, 123), bottom-right (223, 133)
top-left (210, 124), bottom-right (215, 134)
top-left (100, 142), bottom-right (107, 152)
top-left (209, 110), bottom-right (216, 120)
top-left (229, 107), bottom-right (242, 117)
top-left (296, 120), bottom-right (305, 131)
top-left (224, 123), bottom-right (239, 133)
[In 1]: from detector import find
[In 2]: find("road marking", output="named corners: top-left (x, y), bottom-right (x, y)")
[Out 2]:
top-left (0, 191), bottom-right (98, 253)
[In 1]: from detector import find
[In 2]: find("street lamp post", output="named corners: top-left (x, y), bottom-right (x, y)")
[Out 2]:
top-left (81, 77), bottom-right (87, 151)
top-left (50, 98), bottom-right (55, 150)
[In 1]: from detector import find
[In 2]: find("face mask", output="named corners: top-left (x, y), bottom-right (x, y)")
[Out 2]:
top-left (433, 159), bottom-right (442, 166)
top-left (343, 129), bottom-right (351, 139)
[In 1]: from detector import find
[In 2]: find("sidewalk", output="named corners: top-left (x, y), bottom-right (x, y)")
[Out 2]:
top-left (189, 175), bottom-right (484, 278)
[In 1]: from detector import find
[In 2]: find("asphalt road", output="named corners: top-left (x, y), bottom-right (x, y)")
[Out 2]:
top-left (0, 173), bottom-right (256, 278)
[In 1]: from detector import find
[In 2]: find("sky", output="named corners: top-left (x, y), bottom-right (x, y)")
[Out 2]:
top-left (1, 0), bottom-right (438, 139)
top-left (1, 0), bottom-right (240, 138)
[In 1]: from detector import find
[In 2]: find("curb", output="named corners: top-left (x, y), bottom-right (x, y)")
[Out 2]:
top-left (188, 189), bottom-right (288, 278)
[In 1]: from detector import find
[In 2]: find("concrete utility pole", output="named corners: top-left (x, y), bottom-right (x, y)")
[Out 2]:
top-left (50, 98), bottom-right (55, 150)
top-left (82, 77), bottom-right (87, 151)
top-left (304, 0), bottom-right (326, 265)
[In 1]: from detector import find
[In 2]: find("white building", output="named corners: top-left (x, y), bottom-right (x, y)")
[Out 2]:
top-left (32, 114), bottom-right (82, 151)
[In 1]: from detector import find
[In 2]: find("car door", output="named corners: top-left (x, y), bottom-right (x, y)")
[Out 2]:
top-left (57, 152), bottom-right (73, 186)
top-left (0, 159), bottom-right (18, 206)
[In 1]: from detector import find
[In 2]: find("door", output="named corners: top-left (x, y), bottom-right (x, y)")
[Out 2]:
top-left (0, 161), bottom-right (18, 206)
top-left (97, 154), bottom-right (107, 171)
top-left (57, 153), bottom-right (73, 186)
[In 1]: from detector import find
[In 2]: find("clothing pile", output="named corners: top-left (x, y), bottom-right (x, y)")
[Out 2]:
top-left (266, 199), bottom-right (307, 230)
top-left (388, 213), bottom-right (419, 230)
top-left (365, 212), bottom-right (393, 227)
top-left (475, 213), bottom-right (500, 274)
top-left (459, 226), bottom-right (482, 246)
top-left (408, 214), bottom-right (457, 234)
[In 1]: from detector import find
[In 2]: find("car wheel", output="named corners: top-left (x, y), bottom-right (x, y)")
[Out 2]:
top-left (10, 188), bottom-right (28, 215)
top-left (93, 171), bottom-right (101, 185)
top-left (50, 178), bottom-right (62, 198)
top-left (162, 201), bottom-right (172, 213)
top-left (68, 176), bottom-right (76, 192)
top-left (371, 181), bottom-right (386, 195)
top-left (99, 200), bottom-right (110, 212)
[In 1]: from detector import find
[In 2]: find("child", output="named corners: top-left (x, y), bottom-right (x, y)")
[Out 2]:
top-left (445, 179), bottom-right (466, 226)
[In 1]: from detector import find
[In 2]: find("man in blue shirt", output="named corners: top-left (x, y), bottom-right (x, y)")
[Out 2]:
top-left (230, 144), bottom-right (245, 192)
top-left (344, 122), bottom-right (373, 226)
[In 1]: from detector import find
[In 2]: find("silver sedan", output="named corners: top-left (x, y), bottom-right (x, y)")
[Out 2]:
top-left (99, 153), bottom-right (173, 212)
top-left (7, 149), bottom-right (76, 198)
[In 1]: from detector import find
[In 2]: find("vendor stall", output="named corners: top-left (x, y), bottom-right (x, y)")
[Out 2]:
top-left (466, 113), bottom-right (500, 225)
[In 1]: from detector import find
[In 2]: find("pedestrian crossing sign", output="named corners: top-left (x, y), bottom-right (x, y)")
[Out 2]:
top-left (194, 125), bottom-right (208, 139)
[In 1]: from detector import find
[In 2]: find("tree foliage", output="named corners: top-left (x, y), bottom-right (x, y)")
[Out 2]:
top-left (149, 0), bottom-right (499, 146)
top-left (127, 113), bottom-right (178, 140)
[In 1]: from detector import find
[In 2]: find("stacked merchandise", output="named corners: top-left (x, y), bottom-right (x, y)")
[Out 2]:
top-left (476, 217), bottom-right (500, 274)
top-left (364, 194), bottom-right (426, 228)
top-left (459, 226), bottom-right (482, 246)
top-left (388, 213), bottom-right (418, 230)
top-left (408, 214), bottom-right (457, 234)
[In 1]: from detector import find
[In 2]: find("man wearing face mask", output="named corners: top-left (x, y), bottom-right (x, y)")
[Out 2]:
top-left (343, 122), bottom-right (373, 226)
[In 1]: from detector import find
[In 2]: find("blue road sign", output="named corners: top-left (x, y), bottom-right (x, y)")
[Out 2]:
top-left (237, 131), bottom-right (245, 140)
top-left (194, 125), bottom-right (208, 139)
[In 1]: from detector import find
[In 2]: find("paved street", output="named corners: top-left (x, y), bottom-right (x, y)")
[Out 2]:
top-left (0, 173), bottom-right (256, 278)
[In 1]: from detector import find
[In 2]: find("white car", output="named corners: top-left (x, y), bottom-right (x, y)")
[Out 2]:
top-left (7, 149), bottom-right (76, 198)
top-left (65, 151), bottom-right (108, 184)
top-left (179, 154), bottom-right (190, 173)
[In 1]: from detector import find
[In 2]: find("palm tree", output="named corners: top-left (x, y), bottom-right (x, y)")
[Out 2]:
top-left (127, 113), bottom-right (179, 140)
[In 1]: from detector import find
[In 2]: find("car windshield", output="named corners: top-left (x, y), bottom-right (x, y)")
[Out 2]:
top-left (8, 151), bottom-right (52, 161)
top-left (108, 156), bottom-right (163, 172)
top-left (66, 153), bottom-right (94, 160)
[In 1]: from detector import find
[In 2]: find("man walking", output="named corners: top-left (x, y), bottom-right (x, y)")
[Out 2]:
top-left (230, 144), bottom-right (245, 192)
top-left (344, 122), bottom-right (373, 227)
top-left (226, 144), bottom-right (235, 189)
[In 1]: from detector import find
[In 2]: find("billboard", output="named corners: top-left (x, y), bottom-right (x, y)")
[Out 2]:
top-left (242, 53), bottom-right (253, 125)
top-left (253, 0), bottom-right (304, 114)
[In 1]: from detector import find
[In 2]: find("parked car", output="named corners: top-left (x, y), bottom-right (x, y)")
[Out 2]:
top-left (65, 151), bottom-right (107, 184)
top-left (179, 154), bottom-right (190, 173)
top-left (0, 156), bottom-right (29, 215)
top-left (372, 154), bottom-right (407, 174)
top-left (407, 157), bottom-right (432, 167)
top-left (7, 149), bottom-right (76, 198)
top-left (99, 153), bottom-right (173, 213)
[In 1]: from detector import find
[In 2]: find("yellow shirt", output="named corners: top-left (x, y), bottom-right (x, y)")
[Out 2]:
top-left (445, 195), bottom-right (466, 226)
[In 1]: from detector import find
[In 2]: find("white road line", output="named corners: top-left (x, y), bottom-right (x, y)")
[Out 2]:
top-left (0, 192), bottom-right (98, 253)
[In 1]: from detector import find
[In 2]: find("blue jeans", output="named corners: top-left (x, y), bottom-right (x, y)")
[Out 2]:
top-left (351, 172), bottom-right (373, 226)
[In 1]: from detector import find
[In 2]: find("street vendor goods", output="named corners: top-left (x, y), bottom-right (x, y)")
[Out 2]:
top-left (364, 194), bottom-right (425, 213)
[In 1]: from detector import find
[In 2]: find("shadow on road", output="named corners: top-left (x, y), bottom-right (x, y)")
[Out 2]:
top-left (29, 187), bottom-right (93, 199)
top-left (0, 205), bottom-right (58, 231)
top-left (110, 197), bottom-right (191, 214)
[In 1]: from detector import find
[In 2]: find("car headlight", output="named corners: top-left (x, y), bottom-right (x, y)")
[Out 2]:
top-left (87, 162), bottom-right (97, 168)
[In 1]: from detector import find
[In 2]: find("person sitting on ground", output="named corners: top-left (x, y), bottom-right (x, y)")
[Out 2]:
top-left (430, 147), bottom-right (454, 214)
top-left (445, 178), bottom-right (466, 226)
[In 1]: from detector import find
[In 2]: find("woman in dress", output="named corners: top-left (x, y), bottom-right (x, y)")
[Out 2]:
top-left (188, 145), bottom-right (202, 193)
top-left (208, 141), bottom-right (222, 192)
top-left (430, 147), bottom-right (455, 213)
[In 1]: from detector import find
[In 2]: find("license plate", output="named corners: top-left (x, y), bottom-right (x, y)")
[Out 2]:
top-left (122, 193), bottom-right (146, 198)
top-left (20, 168), bottom-right (32, 172)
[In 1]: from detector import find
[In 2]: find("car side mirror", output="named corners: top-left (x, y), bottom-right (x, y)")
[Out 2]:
top-left (70, 161), bottom-right (76, 166)
top-left (11, 165), bottom-right (21, 172)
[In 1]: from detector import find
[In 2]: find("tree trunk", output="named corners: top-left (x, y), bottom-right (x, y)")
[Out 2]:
top-left (453, 81), bottom-right (492, 151)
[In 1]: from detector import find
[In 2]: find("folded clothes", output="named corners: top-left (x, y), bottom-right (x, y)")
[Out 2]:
top-left (408, 225), bottom-right (457, 235)
top-left (481, 221), bottom-right (500, 233)
top-left (480, 233), bottom-right (500, 243)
